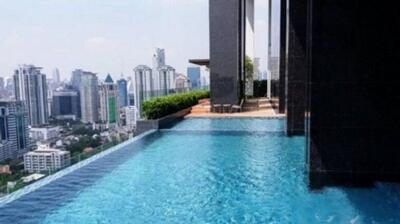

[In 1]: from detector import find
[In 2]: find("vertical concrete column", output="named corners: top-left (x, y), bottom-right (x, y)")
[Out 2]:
top-left (278, 0), bottom-right (287, 113)
top-left (286, 0), bottom-right (308, 135)
top-left (209, 0), bottom-right (244, 105)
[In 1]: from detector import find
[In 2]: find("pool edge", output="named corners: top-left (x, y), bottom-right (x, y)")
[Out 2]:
top-left (0, 130), bottom-right (157, 207)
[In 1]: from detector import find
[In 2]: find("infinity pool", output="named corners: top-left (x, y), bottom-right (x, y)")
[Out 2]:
top-left (0, 118), bottom-right (399, 223)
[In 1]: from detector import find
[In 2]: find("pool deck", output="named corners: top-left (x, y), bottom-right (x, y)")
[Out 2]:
top-left (186, 99), bottom-right (285, 118)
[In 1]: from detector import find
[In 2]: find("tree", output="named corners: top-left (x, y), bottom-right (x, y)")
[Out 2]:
top-left (244, 56), bottom-right (254, 97)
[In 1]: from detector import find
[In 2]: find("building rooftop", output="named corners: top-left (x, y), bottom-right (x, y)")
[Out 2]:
top-left (104, 74), bottom-right (114, 83)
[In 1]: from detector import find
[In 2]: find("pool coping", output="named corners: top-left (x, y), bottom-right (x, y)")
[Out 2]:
top-left (182, 116), bottom-right (286, 119)
top-left (0, 130), bottom-right (156, 207)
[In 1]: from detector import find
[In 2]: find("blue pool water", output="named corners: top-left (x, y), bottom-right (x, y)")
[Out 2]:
top-left (1, 118), bottom-right (400, 223)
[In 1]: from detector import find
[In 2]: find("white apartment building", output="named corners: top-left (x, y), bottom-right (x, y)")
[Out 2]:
top-left (30, 126), bottom-right (61, 142)
top-left (24, 144), bottom-right (70, 173)
top-left (123, 106), bottom-right (138, 131)
top-left (134, 65), bottom-right (153, 116)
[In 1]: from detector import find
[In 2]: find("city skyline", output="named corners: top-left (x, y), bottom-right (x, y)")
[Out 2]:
top-left (0, 0), bottom-right (279, 80)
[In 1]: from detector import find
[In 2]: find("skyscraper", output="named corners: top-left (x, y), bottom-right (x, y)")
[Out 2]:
top-left (117, 78), bottom-right (128, 108)
top-left (0, 101), bottom-right (30, 161)
top-left (159, 65), bottom-right (176, 95)
top-left (134, 65), bottom-right (153, 117)
top-left (52, 68), bottom-right (60, 85)
top-left (52, 89), bottom-right (80, 120)
top-left (0, 77), bottom-right (4, 90)
top-left (80, 71), bottom-right (99, 123)
top-left (187, 67), bottom-right (201, 89)
top-left (99, 74), bottom-right (119, 126)
top-left (152, 48), bottom-right (166, 95)
top-left (127, 77), bottom-right (135, 106)
top-left (13, 64), bottom-right (49, 127)
top-left (70, 69), bottom-right (84, 91)
top-left (152, 48), bottom-right (165, 69)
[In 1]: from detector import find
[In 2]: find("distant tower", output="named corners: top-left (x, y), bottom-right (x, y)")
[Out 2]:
top-left (134, 65), bottom-right (153, 117)
top-left (152, 48), bottom-right (166, 69)
top-left (52, 68), bottom-right (60, 85)
top-left (0, 101), bottom-right (30, 161)
top-left (159, 65), bottom-right (176, 95)
top-left (152, 48), bottom-right (166, 94)
top-left (13, 64), bottom-right (49, 127)
top-left (187, 67), bottom-right (201, 89)
top-left (127, 77), bottom-right (135, 106)
top-left (52, 89), bottom-right (80, 121)
top-left (79, 71), bottom-right (99, 123)
top-left (253, 58), bottom-right (261, 81)
top-left (0, 77), bottom-right (4, 90)
top-left (71, 69), bottom-right (84, 91)
top-left (117, 78), bottom-right (128, 108)
top-left (99, 74), bottom-right (119, 127)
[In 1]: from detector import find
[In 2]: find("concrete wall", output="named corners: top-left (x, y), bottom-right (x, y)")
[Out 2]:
top-left (209, 0), bottom-right (243, 105)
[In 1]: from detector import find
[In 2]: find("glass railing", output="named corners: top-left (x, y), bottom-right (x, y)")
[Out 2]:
top-left (0, 138), bottom-right (129, 199)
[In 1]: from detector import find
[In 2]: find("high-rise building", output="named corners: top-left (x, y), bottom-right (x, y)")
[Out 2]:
top-left (70, 69), bottom-right (84, 91)
top-left (117, 78), bottom-right (128, 108)
top-left (187, 67), bottom-right (201, 89)
top-left (268, 57), bottom-right (280, 80)
top-left (159, 65), bottom-right (176, 95)
top-left (200, 67), bottom-right (210, 88)
top-left (152, 48), bottom-right (166, 69)
top-left (0, 77), bottom-right (4, 90)
top-left (122, 106), bottom-right (137, 131)
top-left (127, 77), bottom-right (135, 106)
top-left (5, 78), bottom-right (13, 91)
top-left (52, 89), bottom-right (80, 120)
top-left (99, 74), bottom-right (119, 126)
top-left (175, 73), bottom-right (191, 92)
top-left (80, 71), bottom-right (99, 123)
top-left (152, 48), bottom-right (165, 93)
top-left (0, 101), bottom-right (30, 161)
top-left (134, 65), bottom-right (153, 116)
top-left (13, 64), bottom-right (49, 127)
top-left (52, 68), bottom-right (60, 85)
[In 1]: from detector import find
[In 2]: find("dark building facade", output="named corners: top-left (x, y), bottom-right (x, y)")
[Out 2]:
top-left (52, 90), bottom-right (80, 121)
top-left (0, 101), bottom-right (30, 161)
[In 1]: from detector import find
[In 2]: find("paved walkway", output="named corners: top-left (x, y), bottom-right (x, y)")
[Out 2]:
top-left (186, 99), bottom-right (285, 118)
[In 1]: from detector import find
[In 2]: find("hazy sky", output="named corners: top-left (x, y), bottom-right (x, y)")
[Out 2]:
top-left (0, 0), bottom-right (280, 81)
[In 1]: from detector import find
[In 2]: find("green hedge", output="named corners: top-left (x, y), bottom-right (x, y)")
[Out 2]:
top-left (142, 90), bottom-right (210, 119)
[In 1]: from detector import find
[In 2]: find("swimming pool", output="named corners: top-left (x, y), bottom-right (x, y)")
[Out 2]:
top-left (0, 118), bottom-right (399, 223)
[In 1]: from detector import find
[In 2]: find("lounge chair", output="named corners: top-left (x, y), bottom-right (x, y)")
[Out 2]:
top-left (231, 99), bottom-right (244, 113)
top-left (212, 104), bottom-right (222, 113)
top-left (223, 104), bottom-right (231, 113)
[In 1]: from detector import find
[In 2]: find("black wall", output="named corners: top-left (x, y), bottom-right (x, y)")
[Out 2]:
top-left (307, 1), bottom-right (400, 187)
top-left (285, 0), bottom-right (308, 136)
